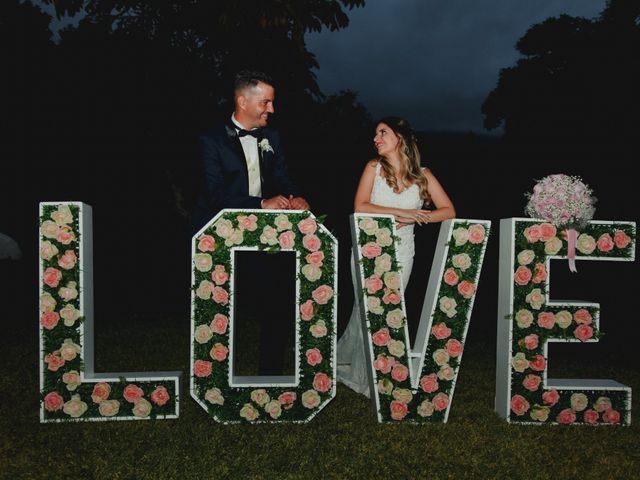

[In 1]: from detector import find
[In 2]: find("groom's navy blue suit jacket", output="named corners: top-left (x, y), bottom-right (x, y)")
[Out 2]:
top-left (191, 123), bottom-right (301, 233)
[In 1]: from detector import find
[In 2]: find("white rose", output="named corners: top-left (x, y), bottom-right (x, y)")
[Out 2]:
top-left (60, 305), bottom-right (81, 326)
top-left (260, 225), bottom-right (279, 245)
top-left (375, 228), bottom-right (393, 247)
top-left (51, 205), bottom-right (74, 225)
top-left (41, 220), bottom-right (60, 239)
top-left (437, 364), bottom-right (455, 381)
top-left (439, 296), bottom-right (457, 318)
top-left (576, 234), bottom-right (596, 254)
top-left (392, 388), bottom-right (413, 404)
top-left (385, 309), bottom-right (405, 329)
top-left (511, 352), bottom-right (529, 372)
top-left (194, 253), bottom-right (213, 272)
top-left (194, 325), bottom-right (213, 344)
top-left (358, 218), bottom-right (379, 236)
top-left (58, 281), bottom-right (78, 302)
top-left (214, 218), bottom-right (234, 239)
top-left (452, 227), bottom-right (470, 246)
top-left (451, 253), bottom-right (472, 271)
top-left (517, 250), bottom-right (535, 266)
top-left (132, 398), bottom-right (152, 418)
top-left (555, 310), bottom-right (573, 329)
top-left (274, 214), bottom-right (292, 232)
top-left (374, 253), bottom-right (392, 276)
top-left (515, 309), bottom-right (534, 329)
top-left (205, 388), bottom-right (225, 405)
top-left (63, 394), bottom-right (88, 418)
top-left (59, 338), bottom-right (81, 361)
top-left (367, 296), bottom-right (384, 315)
top-left (387, 339), bottom-right (405, 357)
top-left (302, 264), bottom-right (322, 282)
top-left (432, 349), bottom-right (450, 366)
top-left (40, 241), bottom-right (59, 261)
top-left (545, 237), bottom-right (563, 255)
top-left (417, 400), bottom-right (435, 417)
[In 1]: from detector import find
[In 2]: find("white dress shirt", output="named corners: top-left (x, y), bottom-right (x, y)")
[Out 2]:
top-left (231, 114), bottom-right (262, 197)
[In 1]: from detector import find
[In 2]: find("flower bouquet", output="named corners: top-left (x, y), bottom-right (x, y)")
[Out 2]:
top-left (525, 174), bottom-right (597, 271)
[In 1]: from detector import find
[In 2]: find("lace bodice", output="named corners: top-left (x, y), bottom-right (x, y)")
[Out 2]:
top-left (370, 162), bottom-right (423, 210)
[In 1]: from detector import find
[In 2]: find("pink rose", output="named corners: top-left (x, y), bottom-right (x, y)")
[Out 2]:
top-left (312, 285), bottom-right (334, 305)
top-left (211, 265), bottom-right (229, 285)
top-left (44, 351), bottom-right (65, 371)
top-left (210, 343), bottom-right (229, 362)
top-left (537, 312), bottom-right (555, 329)
top-left (302, 234), bottom-right (321, 252)
top-left (542, 389), bottom-right (560, 406)
top-left (306, 251), bottom-right (325, 266)
top-left (57, 250), bottom-right (77, 270)
top-left (443, 268), bottom-right (459, 286)
top-left (614, 230), bottom-right (631, 249)
top-left (583, 409), bottom-right (600, 425)
top-left (523, 333), bottom-right (539, 350)
top-left (574, 324), bottom-right (593, 342)
top-left (539, 223), bottom-right (557, 242)
top-left (596, 233), bottom-right (614, 252)
top-left (532, 263), bottom-right (547, 284)
top-left (514, 266), bottom-right (532, 286)
top-left (312, 372), bottom-right (332, 393)
top-left (197, 234), bottom-right (216, 252)
top-left (212, 286), bottom-right (229, 305)
top-left (193, 360), bottom-right (213, 377)
top-left (522, 374), bottom-right (542, 392)
top-left (56, 226), bottom-right (76, 245)
top-left (382, 288), bottom-right (401, 305)
top-left (364, 275), bottom-right (384, 294)
top-left (457, 281), bottom-right (476, 299)
top-left (445, 339), bottom-right (463, 357)
top-left (297, 218), bottom-right (318, 235)
top-left (556, 408), bottom-right (577, 425)
top-left (390, 400), bottom-right (408, 420)
top-left (278, 392), bottom-right (297, 409)
top-left (523, 225), bottom-right (542, 243)
top-left (300, 300), bottom-right (314, 321)
top-left (91, 383), bottom-right (111, 403)
top-left (44, 391), bottom-right (65, 412)
top-left (573, 309), bottom-right (592, 325)
top-left (361, 242), bottom-right (382, 259)
top-left (305, 348), bottom-right (323, 366)
top-left (510, 394), bottom-right (530, 416)
top-left (373, 354), bottom-right (396, 374)
top-left (529, 354), bottom-right (546, 371)
top-left (41, 311), bottom-right (60, 330)
top-left (123, 384), bottom-right (144, 403)
top-left (237, 214), bottom-right (258, 232)
top-left (602, 409), bottom-right (621, 424)
top-left (420, 373), bottom-right (439, 393)
top-left (278, 230), bottom-right (296, 249)
top-left (43, 267), bottom-right (63, 288)
top-left (372, 327), bottom-right (391, 347)
top-left (391, 363), bottom-right (409, 382)
top-left (432, 392), bottom-right (450, 412)
top-left (150, 386), bottom-right (170, 406)
top-left (468, 224), bottom-right (486, 244)
top-left (431, 322), bottom-right (452, 340)
top-left (210, 313), bottom-right (229, 334)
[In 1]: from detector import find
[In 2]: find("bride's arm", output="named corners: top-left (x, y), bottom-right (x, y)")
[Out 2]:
top-left (421, 168), bottom-right (456, 223)
top-left (353, 161), bottom-right (431, 224)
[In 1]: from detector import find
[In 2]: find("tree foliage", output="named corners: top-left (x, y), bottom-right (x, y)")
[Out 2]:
top-left (482, 0), bottom-right (639, 141)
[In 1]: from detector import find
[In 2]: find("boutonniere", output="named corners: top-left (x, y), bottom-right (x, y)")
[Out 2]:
top-left (258, 138), bottom-right (274, 154)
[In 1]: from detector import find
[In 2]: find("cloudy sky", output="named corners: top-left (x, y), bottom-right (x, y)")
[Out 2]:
top-left (307, 0), bottom-right (605, 133)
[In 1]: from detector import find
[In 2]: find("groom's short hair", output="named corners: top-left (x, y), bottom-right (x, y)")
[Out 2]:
top-left (234, 70), bottom-right (274, 94)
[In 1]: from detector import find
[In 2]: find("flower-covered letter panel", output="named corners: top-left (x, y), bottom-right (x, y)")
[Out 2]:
top-left (352, 214), bottom-right (491, 423)
top-left (497, 218), bottom-right (635, 425)
top-left (39, 202), bottom-right (180, 422)
top-left (190, 210), bottom-right (338, 423)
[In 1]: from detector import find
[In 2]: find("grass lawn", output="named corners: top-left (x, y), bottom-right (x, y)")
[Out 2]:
top-left (1, 314), bottom-right (639, 480)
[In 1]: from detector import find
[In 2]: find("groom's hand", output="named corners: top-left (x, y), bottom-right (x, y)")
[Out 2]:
top-left (262, 195), bottom-right (290, 209)
top-left (289, 196), bottom-right (310, 211)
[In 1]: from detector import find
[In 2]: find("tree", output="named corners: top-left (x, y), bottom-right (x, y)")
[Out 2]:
top-left (482, 0), bottom-right (639, 141)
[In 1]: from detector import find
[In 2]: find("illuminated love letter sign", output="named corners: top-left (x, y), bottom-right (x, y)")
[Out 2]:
top-left (496, 218), bottom-right (635, 425)
top-left (351, 214), bottom-right (490, 423)
top-left (190, 210), bottom-right (338, 423)
top-left (39, 202), bottom-right (180, 422)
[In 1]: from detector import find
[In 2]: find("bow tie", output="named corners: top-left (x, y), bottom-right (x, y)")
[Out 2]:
top-left (237, 128), bottom-right (263, 138)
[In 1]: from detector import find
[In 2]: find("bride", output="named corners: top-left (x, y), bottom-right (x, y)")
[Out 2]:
top-left (337, 116), bottom-right (456, 397)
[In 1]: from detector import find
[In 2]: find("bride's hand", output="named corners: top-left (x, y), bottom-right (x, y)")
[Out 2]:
top-left (402, 209), bottom-right (431, 225)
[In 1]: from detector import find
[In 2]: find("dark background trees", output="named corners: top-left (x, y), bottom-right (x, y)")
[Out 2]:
top-left (1, 0), bottom-right (637, 356)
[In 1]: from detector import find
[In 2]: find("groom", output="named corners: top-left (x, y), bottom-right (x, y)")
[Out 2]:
top-left (191, 70), bottom-right (308, 228)
top-left (192, 70), bottom-right (310, 375)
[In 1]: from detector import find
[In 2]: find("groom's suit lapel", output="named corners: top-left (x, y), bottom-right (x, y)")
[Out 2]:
top-left (223, 124), bottom-right (250, 187)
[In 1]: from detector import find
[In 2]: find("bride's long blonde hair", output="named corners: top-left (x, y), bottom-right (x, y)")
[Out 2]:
top-left (377, 116), bottom-right (431, 205)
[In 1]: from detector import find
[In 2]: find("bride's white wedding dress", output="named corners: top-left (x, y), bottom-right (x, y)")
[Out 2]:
top-left (337, 162), bottom-right (423, 397)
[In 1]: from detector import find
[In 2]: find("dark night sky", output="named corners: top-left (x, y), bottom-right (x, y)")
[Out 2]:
top-left (307, 0), bottom-right (605, 132)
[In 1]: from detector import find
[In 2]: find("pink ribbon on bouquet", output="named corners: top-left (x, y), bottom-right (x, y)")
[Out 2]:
top-left (566, 228), bottom-right (578, 273)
